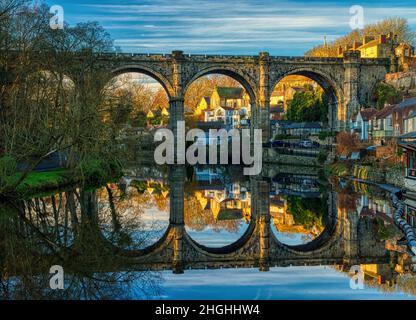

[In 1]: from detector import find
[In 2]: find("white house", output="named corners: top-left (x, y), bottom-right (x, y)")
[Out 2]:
top-left (351, 108), bottom-right (377, 141)
top-left (205, 106), bottom-right (241, 129)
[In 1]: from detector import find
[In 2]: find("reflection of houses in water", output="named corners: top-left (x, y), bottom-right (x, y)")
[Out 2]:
top-left (361, 264), bottom-right (396, 286)
top-left (335, 263), bottom-right (398, 286)
top-left (194, 167), bottom-right (223, 182)
top-left (336, 252), bottom-right (416, 288)
top-left (270, 174), bottom-right (321, 198)
top-left (194, 182), bottom-right (251, 223)
top-left (357, 194), bottom-right (393, 222)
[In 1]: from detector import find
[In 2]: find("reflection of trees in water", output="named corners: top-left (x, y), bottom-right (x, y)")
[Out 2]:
top-left (184, 194), bottom-right (242, 233)
top-left (0, 187), bottom-right (163, 300)
top-left (335, 184), bottom-right (360, 212)
top-left (98, 184), bottom-right (169, 249)
top-left (285, 196), bottom-right (326, 236)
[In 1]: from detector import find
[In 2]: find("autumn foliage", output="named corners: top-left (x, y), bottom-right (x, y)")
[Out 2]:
top-left (336, 132), bottom-right (360, 157)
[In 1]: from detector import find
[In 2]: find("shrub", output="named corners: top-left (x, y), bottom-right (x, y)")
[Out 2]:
top-left (317, 150), bottom-right (328, 164)
top-left (78, 158), bottom-right (122, 185)
top-left (0, 156), bottom-right (17, 177)
top-left (336, 131), bottom-right (359, 156)
top-left (318, 131), bottom-right (334, 141)
top-left (330, 162), bottom-right (349, 177)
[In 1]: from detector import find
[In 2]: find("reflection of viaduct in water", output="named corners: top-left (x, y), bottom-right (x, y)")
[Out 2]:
top-left (125, 167), bottom-right (391, 274)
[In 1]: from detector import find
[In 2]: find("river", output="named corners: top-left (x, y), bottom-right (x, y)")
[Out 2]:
top-left (1, 165), bottom-right (416, 300)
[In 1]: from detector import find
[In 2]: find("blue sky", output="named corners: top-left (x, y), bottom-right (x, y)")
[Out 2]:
top-left (44, 0), bottom-right (416, 55)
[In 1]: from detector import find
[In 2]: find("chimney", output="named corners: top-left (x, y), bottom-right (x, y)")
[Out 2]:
top-left (352, 41), bottom-right (362, 50)
top-left (379, 34), bottom-right (387, 44)
top-left (337, 46), bottom-right (343, 56)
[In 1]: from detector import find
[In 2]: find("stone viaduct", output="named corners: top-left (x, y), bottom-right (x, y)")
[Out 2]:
top-left (90, 50), bottom-right (391, 140)
top-left (3, 50), bottom-right (392, 140)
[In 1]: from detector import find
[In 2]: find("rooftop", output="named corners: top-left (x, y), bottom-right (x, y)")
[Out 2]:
top-left (375, 105), bottom-right (395, 119)
top-left (404, 109), bottom-right (416, 120)
top-left (359, 108), bottom-right (378, 121)
top-left (394, 97), bottom-right (416, 110)
top-left (270, 105), bottom-right (284, 113)
top-left (216, 87), bottom-right (244, 100)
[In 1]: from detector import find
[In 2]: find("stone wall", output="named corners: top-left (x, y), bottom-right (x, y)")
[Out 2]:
top-left (353, 164), bottom-right (406, 189)
top-left (266, 149), bottom-right (320, 166)
top-left (385, 167), bottom-right (406, 189)
top-left (385, 71), bottom-right (416, 92)
top-left (262, 164), bottom-right (320, 178)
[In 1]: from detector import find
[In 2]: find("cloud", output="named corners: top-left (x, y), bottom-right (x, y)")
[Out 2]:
top-left (47, 0), bottom-right (416, 55)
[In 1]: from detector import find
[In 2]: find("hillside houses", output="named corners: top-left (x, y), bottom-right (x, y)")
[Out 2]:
top-left (337, 32), bottom-right (416, 72)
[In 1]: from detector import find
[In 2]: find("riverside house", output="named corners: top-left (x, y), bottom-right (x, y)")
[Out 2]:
top-left (392, 97), bottom-right (416, 136)
top-left (398, 108), bottom-right (416, 190)
top-left (351, 107), bottom-right (377, 141)
top-left (369, 105), bottom-right (395, 145)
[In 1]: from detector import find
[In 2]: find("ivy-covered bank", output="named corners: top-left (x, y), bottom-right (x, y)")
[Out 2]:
top-left (328, 162), bottom-right (405, 189)
top-left (0, 157), bottom-right (123, 199)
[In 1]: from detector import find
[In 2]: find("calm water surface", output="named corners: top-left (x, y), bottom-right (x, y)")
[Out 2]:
top-left (1, 165), bottom-right (416, 300)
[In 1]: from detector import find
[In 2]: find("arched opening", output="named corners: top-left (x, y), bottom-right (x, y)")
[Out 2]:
top-left (102, 71), bottom-right (171, 162)
top-left (98, 178), bottom-right (170, 251)
top-left (270, 71), bottom-right (341, 140)
top-left (269, 175), bottom-right (330, 248)
top-left (183, 166), bottom-right (253, 249)
top-left (103, 72), bottom-right (170, 128)
top-left (184, 69), bottom-right (256, 132)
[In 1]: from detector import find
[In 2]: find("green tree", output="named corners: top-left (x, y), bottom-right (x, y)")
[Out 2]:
top-left (286, 89), bottom-right (328, 123)
top-left (375, 83), bottom-right (403, 109)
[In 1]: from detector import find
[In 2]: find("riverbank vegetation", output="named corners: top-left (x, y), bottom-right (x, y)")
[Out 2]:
top-left (0, 156), bottom-right (122, 198)
top-left (0, 2), bottom-right (126, 198)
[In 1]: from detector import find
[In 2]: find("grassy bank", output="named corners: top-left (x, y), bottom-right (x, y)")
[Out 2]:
top-left (0, 158), bottom-right (123, 199)
top-left (2, 169), bottom-right (77, 198)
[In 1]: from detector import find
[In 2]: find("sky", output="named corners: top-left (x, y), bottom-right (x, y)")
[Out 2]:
top-left (43, 0), bottom-right (416, 56)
